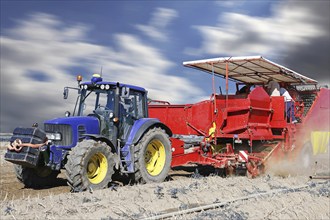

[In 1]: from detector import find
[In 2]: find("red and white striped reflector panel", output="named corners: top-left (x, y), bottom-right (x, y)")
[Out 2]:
top-left (238, 150), bottom-right (249, 162)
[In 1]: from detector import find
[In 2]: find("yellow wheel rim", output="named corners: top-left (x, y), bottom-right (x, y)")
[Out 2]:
top-left (87, 153), bottom-right (108, 184)
top-left (144, 139), bottom-right (166, 176)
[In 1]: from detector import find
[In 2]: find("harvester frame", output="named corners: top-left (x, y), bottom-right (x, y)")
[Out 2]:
top-left (149, 56), bottom-right (329, 177)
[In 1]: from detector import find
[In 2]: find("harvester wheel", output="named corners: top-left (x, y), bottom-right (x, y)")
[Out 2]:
top-left (133, 127), bottom-right (172, 183)
top-left (14, 164), bottom-right (59, 188)
top-left (65, 140), bottom-right (115, 192)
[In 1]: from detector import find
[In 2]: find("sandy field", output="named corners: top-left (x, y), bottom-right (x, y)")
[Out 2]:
top-left (0, 141), bottom-right (329, 220)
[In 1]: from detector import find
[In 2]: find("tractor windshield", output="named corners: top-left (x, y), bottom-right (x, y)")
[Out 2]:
top-left (78, 89), bottom-right (115, 116)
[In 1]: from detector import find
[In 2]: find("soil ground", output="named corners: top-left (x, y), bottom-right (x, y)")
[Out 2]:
top-left (0, 141), bottom-right (329, 220)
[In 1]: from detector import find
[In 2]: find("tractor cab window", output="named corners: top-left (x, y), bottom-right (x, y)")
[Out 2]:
top-left (94, 91), bottom-right (113, 113)
top-left (120, 89), bottom-right (145, 120)
top-left (79, 89), bottom-right (115, 117)
top-left (118, 89), bottom-right (146, 140)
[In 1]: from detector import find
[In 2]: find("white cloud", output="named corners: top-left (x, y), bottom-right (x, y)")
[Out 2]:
top-left (136, 7), bottom-right (178, 42)
top-left (185, 1), bottom-right (328, 57)
top-left (85, 33), bottom-right (201, 102)
top-left (216, 1), bottom-right (245, 8)
top-left (0, 11), bottom-right (201, 131)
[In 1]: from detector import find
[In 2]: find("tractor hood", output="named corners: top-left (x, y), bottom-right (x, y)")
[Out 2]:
top-left (44, 116), bottom-right (100, 135)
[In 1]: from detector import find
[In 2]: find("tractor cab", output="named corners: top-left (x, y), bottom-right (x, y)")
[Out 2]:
top-left (64, 74), bottom-right (148, 146)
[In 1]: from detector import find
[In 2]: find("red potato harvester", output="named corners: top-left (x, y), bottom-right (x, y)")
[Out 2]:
top-left (149, 56), bottom-right (329, 177)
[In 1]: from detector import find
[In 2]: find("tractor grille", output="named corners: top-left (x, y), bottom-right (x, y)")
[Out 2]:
top-left (44, 124), bottom-right (73, 146)
top-left (78, 125), bottom-right (86, 140)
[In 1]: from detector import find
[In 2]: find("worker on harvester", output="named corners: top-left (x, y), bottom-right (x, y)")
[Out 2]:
top-left (236, 84), bottom-right (251, 95)
top-left (280, 82), bottom-right (297, 123)
top-left (265, 77), bottom-right (280, 96)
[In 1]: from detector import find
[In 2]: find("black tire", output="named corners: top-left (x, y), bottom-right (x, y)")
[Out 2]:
top-left (65, 140), bottom-right (115, 192)
top-left (14, 164), bottom-right (59, 188)
top-left (133, 127), bottom-right (172, 183)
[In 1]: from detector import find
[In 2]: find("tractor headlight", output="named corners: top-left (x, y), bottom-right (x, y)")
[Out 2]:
top-left (46, 132), bottom-right (62, 141)
top-left (65, 111), bottom-right (71, 117)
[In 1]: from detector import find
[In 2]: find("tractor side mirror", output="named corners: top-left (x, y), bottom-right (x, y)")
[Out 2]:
top-left (63, 87), bottom-right (69, 99)
top-left (121, 87), bottom-right (130, 98)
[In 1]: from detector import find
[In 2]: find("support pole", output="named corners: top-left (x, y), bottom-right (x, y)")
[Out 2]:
top-left (225, 61), bottom-right (229, 109)
top-left (212, 63), bottom-right (216, 114)
top-left (211, 63), bottom-right (217, 145)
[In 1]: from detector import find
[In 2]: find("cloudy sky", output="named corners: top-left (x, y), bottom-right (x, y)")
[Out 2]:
top-left (1, 0), bottom-right (329, 132)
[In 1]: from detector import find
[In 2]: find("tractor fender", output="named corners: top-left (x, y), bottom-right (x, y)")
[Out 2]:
top-left (82, 134), bottom-right (116, 153)
top-left (130, 118), bottom-right (172, 145)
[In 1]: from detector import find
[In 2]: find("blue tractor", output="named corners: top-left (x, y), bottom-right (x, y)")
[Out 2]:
top-left (5, 74), bottom-right (172, 192)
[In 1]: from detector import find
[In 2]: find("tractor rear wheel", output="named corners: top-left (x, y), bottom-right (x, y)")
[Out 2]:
top-left (65, 140), bottom-right (115, 192)
top-left (133, 127), bottom-right (172, 183)
top-left (14, 164), bottom-right (59, 188)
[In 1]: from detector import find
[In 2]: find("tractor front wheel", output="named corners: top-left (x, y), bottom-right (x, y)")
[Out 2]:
top-left (65, 140), bottom-right (115, 192)
top-left (133, 127), bottom-right (172, 183)
top-left (14, 164), bottom-right (59, 188)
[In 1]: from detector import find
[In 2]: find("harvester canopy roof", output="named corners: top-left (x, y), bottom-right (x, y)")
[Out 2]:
top-left (183, 56), bottom-right (317, 85)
